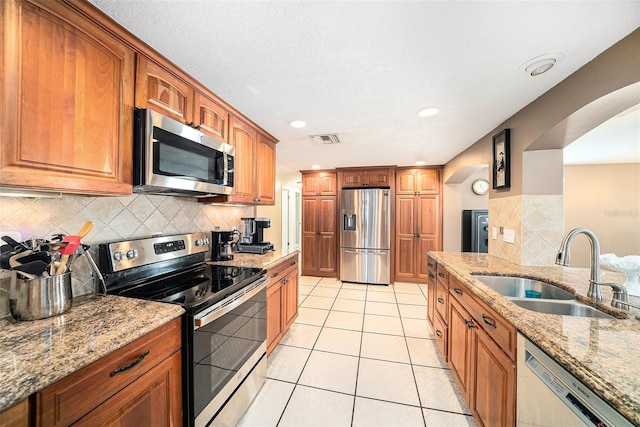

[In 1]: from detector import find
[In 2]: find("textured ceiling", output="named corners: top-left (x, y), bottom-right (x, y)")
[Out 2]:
top-left (89, 0), bottom-right (640, 175)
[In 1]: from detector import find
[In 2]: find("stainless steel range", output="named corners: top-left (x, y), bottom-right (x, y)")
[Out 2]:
top-left (98, 232), bottom-right (269, 427)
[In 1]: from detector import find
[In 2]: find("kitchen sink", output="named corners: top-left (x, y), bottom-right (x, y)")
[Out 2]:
top-left (510, 299), bottom-right (614, 319)
top-left (473, 275), bottom-right (575, 300)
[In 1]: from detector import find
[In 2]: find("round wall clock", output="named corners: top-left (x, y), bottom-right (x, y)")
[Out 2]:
top-left (471, 179), bottom-right (490, 195)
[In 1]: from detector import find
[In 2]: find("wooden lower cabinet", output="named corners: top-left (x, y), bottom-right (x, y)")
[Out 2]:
top-left (472, 326), bottom-right (516, 427)
top-left (428, 264), bottom-right (516, 427)
top-left (73, 351), bottom-right (182, 426)
top-left (36, 318), bottom-right (182, 427)
top-left (266, 256), bottom-right (300, 354)
top-left (0, 398), bottom-right (29, 427)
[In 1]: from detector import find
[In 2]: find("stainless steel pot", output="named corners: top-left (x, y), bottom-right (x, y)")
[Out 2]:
top-left (9, 271), bottom-right (72, 321)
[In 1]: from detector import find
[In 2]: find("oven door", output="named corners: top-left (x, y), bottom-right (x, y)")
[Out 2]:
top-left (191, 276), bottom-right (269, 426)
top-left (134, 108), bottom-right (235, 196)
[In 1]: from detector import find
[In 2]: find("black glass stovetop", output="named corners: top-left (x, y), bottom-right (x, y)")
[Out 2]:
top-left (112, 264), bottom-right (264, 310)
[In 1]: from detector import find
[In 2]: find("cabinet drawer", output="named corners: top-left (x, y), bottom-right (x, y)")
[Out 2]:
top-left (433, 312), bottom-right (448, 361)
top-left (427, 256), bottom-right (436, 274)
top-left (266, 256), bottom-right (299, 286)
top-left (435, 282), bottom-right (449, 324)
top-left (436, 264), bottom-right (448, 287)
top-left (37, 318), bottom-right (181, 427)
top-left (449, 276), bottom-right (516, 360)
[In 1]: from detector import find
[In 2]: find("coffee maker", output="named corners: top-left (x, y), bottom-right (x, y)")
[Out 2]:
top-left (211, 230), bottom-right (239, 261)
top-left (236, 217), bottom-right (274, 254)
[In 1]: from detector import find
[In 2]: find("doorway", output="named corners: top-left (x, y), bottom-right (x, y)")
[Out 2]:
top-left (282, 188), bottom-right (301, 252)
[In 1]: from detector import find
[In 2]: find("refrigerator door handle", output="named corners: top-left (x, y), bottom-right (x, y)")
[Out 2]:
top-left (344, 249), bottom-right (387, 254)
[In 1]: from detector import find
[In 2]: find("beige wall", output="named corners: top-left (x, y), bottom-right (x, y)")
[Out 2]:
top-left (564, 163), bottom-right (640, 268)
top-left (443, 168), bottom-right (489, 251)
top-left (442, 28), bottom-right (640, 265)
top-left (444, 29), bottom-right (640, 199)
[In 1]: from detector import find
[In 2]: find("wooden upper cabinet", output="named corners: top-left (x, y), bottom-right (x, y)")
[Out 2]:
top-left (193, 91), bottom-right (229, 142)
top-left (255, 132), bottom-right (276, 204)
top-left (396, 168), bottom-right (441, 194)
top-left (135, 56), bottom-right (194, 125)
top-left (227, 116), bottom-right (257, 203)
top-left (301, 171), bottom-right (337, 196)
top-left (340, 167), bottom-right (393, 188)
top-left (0, 0), bottom-right (135, 195)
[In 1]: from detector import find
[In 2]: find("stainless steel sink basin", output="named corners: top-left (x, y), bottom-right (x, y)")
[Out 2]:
top-left (510, 299), bottom-right (614, 319)
top-left (472, 275), bottom-right (574, 300)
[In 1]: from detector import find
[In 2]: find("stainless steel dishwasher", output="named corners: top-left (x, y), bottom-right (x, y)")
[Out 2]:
top-left (516, 334), bottom-right (633, 427)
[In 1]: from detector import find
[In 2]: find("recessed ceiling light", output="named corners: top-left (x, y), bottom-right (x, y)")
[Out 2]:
top-left (290, 120), bottom-right (306, 128)
top-left (311, 164), bottom-right (321, 170)
top-left (417, 107), bottom-right (439, 117)
top-left (519, 53), bottom-right (564, 77)
top-left (416, 161), bottom-right (427, 165)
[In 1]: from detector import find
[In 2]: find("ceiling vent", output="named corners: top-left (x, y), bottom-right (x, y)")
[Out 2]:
top-left (309, 134), bottom-right (341, 145)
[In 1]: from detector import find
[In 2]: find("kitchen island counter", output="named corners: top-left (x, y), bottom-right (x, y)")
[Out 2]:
top-left (209, 248), bottom-right (299, 270)
top-left (428, 251), bottom-right (640, 426)
top-left (0, 294), bottom-right (184, 412)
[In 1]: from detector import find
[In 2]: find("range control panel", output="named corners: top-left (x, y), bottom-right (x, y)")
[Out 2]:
top-left (100, 232), bottom-right (210, 273)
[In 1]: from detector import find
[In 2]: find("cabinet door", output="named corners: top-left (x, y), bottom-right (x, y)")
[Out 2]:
top-left (396, 169), bottom-right (418, 194)
top-left (135, 56), bottom-right (194, 124)
top-left (267, 281), bottom-right (283, 354)
top-left (74, 351), bottom-right (182, 427)
top-left (302, 172), bottom-right (337, 196)
top-left (193, 92), bottom-right (229, 142)
top-left (365, 168), bottom-right (392, 187)
top-left (283, 271), bottom-right (299, 330)
top-left (341, 170), bottom-right (366, 187)
top-left (395, 196), bottom-right (416, 278)
top-left (255, 133), bottom-right (276, 204)
top-left (417, 169), bottom-right (440, 193)
top-left (0, 398), bottom-right (29, 427)
top-left (416, 195), bottom-right (440, 278)
top-left (317, 197), bottom-right (337, 274)
top-left (301, 197), bottom-right (319, 274)
top-left (433, 312), bottom-right (448, 362)
top-left (427, 270), bottom-right (436, 325)
top-left (228, 116), bottom-right (257, 203)
top-left (1, 0), bottom-right (134, 195)
top-left (472, 327), bottom-right (516, 427)
top-left (448, 299), bottom-right (474, 401)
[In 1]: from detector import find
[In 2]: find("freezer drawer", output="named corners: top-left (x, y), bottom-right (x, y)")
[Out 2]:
top-left (340, 248), bottom-right (390, 285)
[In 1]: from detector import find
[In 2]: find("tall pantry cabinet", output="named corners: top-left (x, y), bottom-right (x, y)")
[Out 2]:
top-left (301, 171), bottom-right (338, 277)
top-left (395, 167), bottom-right (442, 283)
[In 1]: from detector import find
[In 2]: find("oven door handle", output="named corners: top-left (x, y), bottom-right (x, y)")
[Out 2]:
top-left (194, 276), bottom-right (270, 329)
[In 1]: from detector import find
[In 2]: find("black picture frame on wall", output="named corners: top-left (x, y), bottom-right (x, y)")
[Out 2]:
top-left (492, 129), bottom-right (510, 189)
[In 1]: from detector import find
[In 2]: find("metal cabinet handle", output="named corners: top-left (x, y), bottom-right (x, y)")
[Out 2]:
top-left (290, 261), bottom-right (297, 266)
top-left (428, 273), bottom-right (435, 279)
top-left (271, 272), bottom-right (279, 278)
top-left (438, 272), bottom-right (445, 278)
top-left (437, 297), bottom-right (444, 304)
top-left (453, 288), bottom-right (463, 296)
top-left (110, 350), bottom-right (149, 377)
top-left (435, 330), bottom-right (443, 339)
top-left (283, 279), bottom-right (288, 285)
top-left (464, 319), bottom-right (476, 329)
top-left (428, 262), bottom-right (435, 268)
top-left (482, 314), bottom-right (497, 329)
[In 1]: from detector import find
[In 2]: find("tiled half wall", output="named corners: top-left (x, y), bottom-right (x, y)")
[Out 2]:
top-left (0, 194), bottom-right (254, 317)
top-left (489, 195), bottom-right (564, 266)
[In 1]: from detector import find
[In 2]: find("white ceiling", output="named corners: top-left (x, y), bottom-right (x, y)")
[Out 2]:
top-left (89, 0), bottom-right (640, 175)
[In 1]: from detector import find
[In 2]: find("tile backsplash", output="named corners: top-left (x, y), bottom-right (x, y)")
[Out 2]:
top-left (0, 194), bottom-right (254, 317)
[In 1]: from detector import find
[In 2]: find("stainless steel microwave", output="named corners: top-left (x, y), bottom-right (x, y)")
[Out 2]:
top-left (133, 109), bottom-right (235, 197)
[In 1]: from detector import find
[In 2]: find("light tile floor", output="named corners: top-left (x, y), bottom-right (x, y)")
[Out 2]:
top-left (238, 276), bottom-right (476, 427)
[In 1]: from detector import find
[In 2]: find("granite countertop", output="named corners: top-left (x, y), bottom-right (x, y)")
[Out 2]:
top-left (208, 248), bottom-right (300, 270)
top-left (0, 294), bottom-right (184, 412)
top-left (428, 252), bottom-right (640, 426)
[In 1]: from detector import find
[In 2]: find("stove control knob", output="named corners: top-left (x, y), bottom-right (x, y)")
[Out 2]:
top-left (126, 249), bottom-right (138, 260)
top-left (113, 251), bottom-right (123, 261)
top-left (204, 238), bottom-right (210, 245)
top-left (195, 239), bottom-right (204, 247)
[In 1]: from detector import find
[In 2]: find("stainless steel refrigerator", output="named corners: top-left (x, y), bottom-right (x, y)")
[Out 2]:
top-left (340, 188), bottom-right (391, 285)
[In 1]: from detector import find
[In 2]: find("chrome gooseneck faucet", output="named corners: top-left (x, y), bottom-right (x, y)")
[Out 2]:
top-left (556, 228), bottom-right (629, 309)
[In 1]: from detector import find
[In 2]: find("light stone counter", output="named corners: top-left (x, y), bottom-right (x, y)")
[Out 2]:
top-left (208, 248), bottom-right (300, 270)
top-left (428, 252), bottom-right (640, 426)
top-left (0, 294), bottom-right (184, 412)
